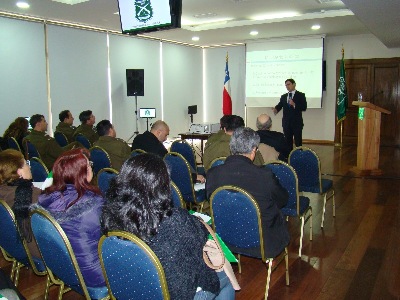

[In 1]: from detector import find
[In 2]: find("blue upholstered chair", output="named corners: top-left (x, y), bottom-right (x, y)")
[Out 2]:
top-left (164, 152), bottom-right (207, 212)
top-left (30, 157), bottom-right (49, 182)
top-left (265, 161), bottom-right (313, 257)
top-left (90, 146), bottom-right (112, 175)
top-left (24, 140), bottom-right (41, 160)
top-left (289, 146), bottom-right (335, 228)
top-left (98, 231), bottom-right (170, 300)
top-left (54, 132), bottom-right (68, 147)
top-left (170, 139), bottom-right (198, 173)
top-left (97, 168), bottom-right (118, 197)
top-left (8, 137), bottom-right (22, 152)
top-left (30, 209), bottom-right (109, 300)
top-left (131, 148), bottom-right (146, 157)
top-left (0, 200), bottom-right (46, 287)
top-left (170, 181), bottom-right (185, 208)
top-left (209, 156), bottom-right (226, 169)
top-left (209, 186), bottom-right (289, 299)
top-left (75, 134), bottom-right (91, 149)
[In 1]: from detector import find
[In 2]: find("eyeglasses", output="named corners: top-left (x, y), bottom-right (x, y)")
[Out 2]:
top-left (26, 160), bottom-right (31, 166)
top-left (89, 161), bottom-right (94, 168)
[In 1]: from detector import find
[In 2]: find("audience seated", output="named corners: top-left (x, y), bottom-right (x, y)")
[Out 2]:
top-left (55, 110), bottom-right (76, 143)
top-left (0, 149), bottom-right (41, 258)
top-left (203, 115), bottom-right (264, 171)
top-left (206, 127), bottom-right (290, 258)
top-left (101, 153), bottom-right (235, 300)
top-left (1, 117), bottom-right (29, 150)
top-left (93, 120), bottom-right (131, 171)
top-left (34, 148), bottom-right (105, 287)
top-left (256, 114), bottom-right (290, 162)
top-left (73, 110), bottom-right (99, 145)
top-left (22, 114), bottom-right (80, 170)
top-left (131, 120), bottom-right (169, 157)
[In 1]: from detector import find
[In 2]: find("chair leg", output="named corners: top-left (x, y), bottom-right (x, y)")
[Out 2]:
top-left (58, 282), bottom-right (65, 300)
top-left (10, 260), bottom-right (16, 282)
top-left (14, 262), bottom-right (21, 287)
top-left (321, 192), bottom-right (327, 228)
top-left (238, 254), bottom-right (242, 274)
top-left (285, 247), bottom-right (289, 286)
top-left (332, 190), bottom-right (336, 217)
top-left (299, 216), bottom-right (305, 257)
top-left (309, 207), bottom-right (313, 241)
top-left (44, 275), bottom-right (51, 300)
top-left (264, 260), bottom-right (273, 300)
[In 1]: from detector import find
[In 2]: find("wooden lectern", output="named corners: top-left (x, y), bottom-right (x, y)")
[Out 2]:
top-left (351, 101), bottom-right (391, 176)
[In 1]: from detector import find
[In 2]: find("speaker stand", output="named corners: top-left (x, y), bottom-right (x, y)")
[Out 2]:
top-left (127, 95), bottom-right (140, 142)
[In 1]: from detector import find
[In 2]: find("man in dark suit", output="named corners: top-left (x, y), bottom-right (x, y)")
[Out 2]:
top-left (273, 78), bottom-right (307, 151)
top-left (256, 113), bottom-right (290, 162)
top-left (206, 127), bottom-right (289, 258)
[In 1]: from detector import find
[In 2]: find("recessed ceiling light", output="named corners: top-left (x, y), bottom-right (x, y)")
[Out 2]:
top-left (192, 36), bottom-right (200, 41)
top-left (16, 1), bottom-right (30, 9)
top-left (250, 30), bottom-right (258, 36)
top-left (311, 24), bottom-right (321, 30)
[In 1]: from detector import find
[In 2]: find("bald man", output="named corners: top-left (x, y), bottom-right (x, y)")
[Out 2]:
top-left (256, 114), bottom-right (290, 162)
top-left (131, 120), bottom-right (170, 157)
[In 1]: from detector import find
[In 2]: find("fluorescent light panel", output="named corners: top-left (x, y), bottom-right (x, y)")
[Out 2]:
top-left (51, 0), bottom-right (90, 5)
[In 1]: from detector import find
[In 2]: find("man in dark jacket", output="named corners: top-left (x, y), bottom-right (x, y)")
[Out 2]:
top-left (256, 113), bottom-right (290, 162)
top-left (206, 127), bottom-right (290, 258)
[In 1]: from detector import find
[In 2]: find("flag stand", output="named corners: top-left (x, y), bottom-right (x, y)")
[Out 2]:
top-left (334, 122), bottom-right (343, 147)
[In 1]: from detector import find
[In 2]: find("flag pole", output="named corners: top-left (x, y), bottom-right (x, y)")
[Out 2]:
top-left (335, 46), bottom-right (346, 147)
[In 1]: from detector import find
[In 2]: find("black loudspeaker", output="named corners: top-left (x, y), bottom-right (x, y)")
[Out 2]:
top-left (126, 69), bottom-right (144, 96)
top-left (188, 105), bottom-right (197, 115)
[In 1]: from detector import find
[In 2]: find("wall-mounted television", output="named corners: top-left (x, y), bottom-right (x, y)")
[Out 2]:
top-left (118, 0), bottom-right (182, 35)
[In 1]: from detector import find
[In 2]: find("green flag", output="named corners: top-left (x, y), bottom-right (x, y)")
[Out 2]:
top-left (337, 52), bottom-right (348, 123)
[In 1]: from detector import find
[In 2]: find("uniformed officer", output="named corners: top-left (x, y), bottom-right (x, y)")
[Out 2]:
top-left (93, 120), bottom-right (131, 171)
top-left (55, 110), bottom-right (76, 143)
top-left (22, 114), bottom-right (81, 170)
top-left (73, 110), bottom-right (99, 145)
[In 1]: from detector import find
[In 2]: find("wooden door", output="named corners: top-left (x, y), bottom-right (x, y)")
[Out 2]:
top-left (335, 58), bottom-right (400, 147)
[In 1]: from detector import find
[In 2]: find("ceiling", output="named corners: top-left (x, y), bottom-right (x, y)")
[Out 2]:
top-left (0, 0), bottom-right (399, 48)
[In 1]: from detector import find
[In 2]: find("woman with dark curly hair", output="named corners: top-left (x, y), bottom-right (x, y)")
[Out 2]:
top-left (0, 149), bottom-right (41, 258)
top-left (35, 148), bottom-right (105, 288)
top-left (101, 153), bottom-right (235, 300)
top-left (2, 117), bottom-right (29, 150)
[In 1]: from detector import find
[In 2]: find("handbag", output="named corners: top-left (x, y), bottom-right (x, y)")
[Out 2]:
top-left (198, 218), bottom-right (241, 290)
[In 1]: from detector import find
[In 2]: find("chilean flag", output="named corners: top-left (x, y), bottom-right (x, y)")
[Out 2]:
top-left (222, 53), bottom-right (232, 115)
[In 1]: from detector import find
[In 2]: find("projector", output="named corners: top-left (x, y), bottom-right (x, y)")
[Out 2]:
top-left (189, 123), bottom-right (220, 134)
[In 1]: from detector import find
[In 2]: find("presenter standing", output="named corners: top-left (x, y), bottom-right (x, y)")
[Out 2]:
top-left (272, 78), bottom-right (307, 151)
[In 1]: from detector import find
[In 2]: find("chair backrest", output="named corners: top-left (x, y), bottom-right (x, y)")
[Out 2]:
top-left (164, 152), bottom-right (196, 204)
top-left (265, 161), bottom-right (300, 216)
top-left (54, 131), bottom-right (68, 147)
top-left (170, 181), bottom-right (185, 208)
top-left (209, 185), bottom-right (265, 261)
top-left (131, 148), bottom-right (146, 157)
top-left (99, 231), bottom-right (170, 300)
top-left (289, 146), bottom-right (321, 191)
top-left (24, 140), bottom-right (41, 160)
top-left (90, 146), bottom-right (112, 175)
top-left (209, 156), bottom-right (226, 169)
top-left (170, 140), bottom-right (197, 172)
top-left (75, 134), bottom-right (91, 149)
top-left (0, 200), bottom-right (45, 275)
top-left (8, 137), bottom-right (22, 152)
top-left (30, 209), bottom-right (91, 298)
top-left (97, 168), bottom-right (118, 197)
top-left (30, 157), bottom-right (49, 182)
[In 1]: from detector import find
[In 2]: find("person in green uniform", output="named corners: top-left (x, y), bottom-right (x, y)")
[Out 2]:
top-left (22, 114), bottom-right (81, 170)
top-left (203, 115), bottom-right (264, 172)
top-left (73, 110), bottom-right (99, 145)
top-left (55, 110), bottom-right (76, 143)
top-left (93, 120), bottom-right (131, 171)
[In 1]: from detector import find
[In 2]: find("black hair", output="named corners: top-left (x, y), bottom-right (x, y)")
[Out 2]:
top-left (29, 114), bottom-right (44, 129)
top-left (220, 115), bottom-right (232, 130)
top-left (101, 153), bottom-right (172, 243)
top-left (225, 115), bottom-right (244, 132)
top-left (59, 110), bottom-right (70, 122)
top-left (285, 78), bottom-right (296, 84)
top-left (79, 110), bottom-right (92, 124)
top-left (96, 120), bottom-right (112, 136)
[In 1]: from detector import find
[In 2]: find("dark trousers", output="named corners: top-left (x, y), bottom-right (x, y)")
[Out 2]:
top-left (283, 123), bottom-right (303, 151)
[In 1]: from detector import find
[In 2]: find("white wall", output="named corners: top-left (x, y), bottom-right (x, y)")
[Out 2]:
top-left (1, 15), bottom-right (400, 143)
